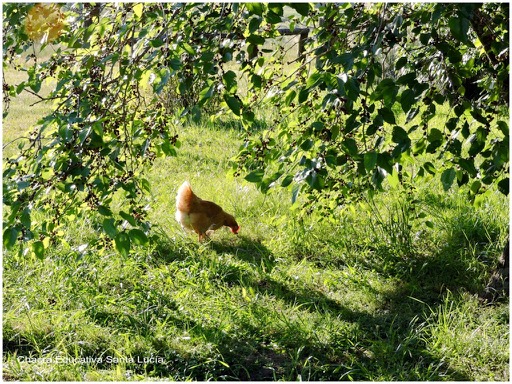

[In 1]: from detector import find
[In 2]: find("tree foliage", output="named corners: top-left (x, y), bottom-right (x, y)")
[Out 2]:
top-left (3, 3), bottom-right (249, 256)
top-left (3, 3), bottom-right (509, 256)
top-left (235, 3), bottom-right (509, 211)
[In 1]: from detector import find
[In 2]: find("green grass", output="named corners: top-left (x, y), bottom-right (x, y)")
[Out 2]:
top-left (3, 66), bottom-right (509, 380)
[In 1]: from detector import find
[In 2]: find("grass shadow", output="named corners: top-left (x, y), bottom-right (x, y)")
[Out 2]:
top-left (187, 235), bottom-right (473, 380)
top-left (209, 235), bottom-right (277, 273)
top-left (176, 271), bottom-right (471, 380)
top-left (350, 189), bottom-right (508, 306)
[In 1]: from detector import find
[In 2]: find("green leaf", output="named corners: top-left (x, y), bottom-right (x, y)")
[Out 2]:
top-left (129, 229), bottom-right (148, 246)
top-left (379, 107), bottom-right (396, 124)
top-left (103, 218), bottom-right (118, 239)
top-left (437, 41), bottom-right (462, 64)
top-left (245, 169), bottom-right (264, 183)
top-left (470, 109), bottom-right (489, 126)
top-left (281, 174), bottom-right (294, 187)
top-left (120, 211), bottom-right (137, 226)
top-left (15, 82), bottom-right (26, 95)
top-left (289, 3), bottom-right (310, 16)
top-left (168, 58), bottom-right (181, 70)
top-left (153, 68), bottom-right (170, 94)
top-left (247, 34), bottom-right (265, 45)
top-left (198, 85), bottom-right (215, 106)
top-left (468, 138), bottom-right (485, 157)
top-left (133, 3), bottom-right (144, 18)
top-left (98, 205), bottom-right (113, 216)
top-left (32, 241), bottom-right (45, 259)
top-left (306, 171), bottom-right (324, 190)
top-left (284, 89), bottom-right (296, 106)
top-left (420, 33), bottom-right (431, 45)
top-left (392, 126), bottom-right (411, 152)
top-left (345, 113), bottom-right (359, 133)
top-left (387, 168), bottom-right (400, 189)
top-left (456, 170), bottom-right (469, 187)
top-left (345, 77), bottom-right (360, 101)
top-left (223, 71), bottom-right (237, 93)
top-left (268, 4), bottom-right (283, 16)
top-left (454, 103), bottom-right (467, 117)
top-left (291, 183), bottom-right (300, 204)
top-left (246, 3), bottom-right (265, 16)
top-left (92, 121), bottom-right (104, 136)
top-left (331, 124), bottom-right (340, 140)
top-left (373, 78), bottom-right (398, 107)
top-left (498, 178), bottom-right (509, 195)
top-left (377, 152), bottom-right (394, 175)
top-left (363, 152), bottom-right (377, 172)
top-left (427, 128), bottom-right (444, 142)
top-left (470, 180), bottom-right (481, 194)
top-left (16, 181), bottom-right (30, 191)
top-left (367, 115), bottom-right (383, 135)
top-left (423, 161), bottom-right (436, 175)
top-left (224, 95), bottom-right (241, 116)
top-left (335, 53), bottom-right (353, 71)
top-left (406, 107), bottom-right (420, 123)
top-left (191, 105), bottom-right (202, 124)
top-left (182, 42), bottom-right (195, 55)
top-left (242, 110), bottom-right (255, 123)
top-left (3, 227), bottom-right (18, 250)
top-left (306, 72), bottom-right (323, 89)
top-left (161, 139), bottom-right (177, 156)
top-left (115, 232), bottom-right (131, 257)
top-left (248, 16), bottom-right (262, 34)
top-left (27, 68), bottom-right (41, 93)
top-left (300, 138), bottom-right (314, 151)
top-left (366, 124), bottom-right (379, 136)
top-left (395, 56), bottom-right (408, 70)
top-left (497, 120), bottom-right (508, 136)
top-left (260, 171), bottom-right (282, 193)
top-left (441, 168), bottom-right (456, 191)
top-left (140, 177), bottom-right (152, 192)
top-left (58, 124), bottom-right (73, 142)
top-left (298, 88), bottom-right (309, 103)
top-left (265, 10), bottom-right (282, 24)
top-left (426, 140), bottom-right (443, 154)
top-left (458, 158), bottom-right (477, 177)
top-left (251, 74), bottom-right (262, 89)
top-left (448, 16), bottom-right (471, 45)
top-left (397, 72), bottom-right (417, 87)
top-left (342, 138), bottom-right (358, 156)
top-left (400, 89), bottom-right (415, 113)
top-left (78, 125), bottom-right (91, 144)
top-left (371, 167), bottom-right (387, 187)
top-left (150, 38), bottom-right (165, 48)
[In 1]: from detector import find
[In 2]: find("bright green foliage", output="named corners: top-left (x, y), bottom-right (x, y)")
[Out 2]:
top-left (235, 3), bottom-right (509, 212)
top-left (3, 4), bottom-right (251, 255)
top-left (2, 3), bottom-right (509, 256)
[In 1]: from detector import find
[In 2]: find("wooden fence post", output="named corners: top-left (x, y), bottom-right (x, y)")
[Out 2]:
top-left (298, 30), bottom-right (308, 61)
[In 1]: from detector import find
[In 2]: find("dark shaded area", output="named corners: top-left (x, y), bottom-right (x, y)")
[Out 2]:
top-left (134, 235), bottom-right (477, 380)
top-left (480, 239), bottom-right (509, 303)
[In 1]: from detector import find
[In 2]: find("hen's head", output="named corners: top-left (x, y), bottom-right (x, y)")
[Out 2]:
top-left (224, 215), bottom-right (240, 235)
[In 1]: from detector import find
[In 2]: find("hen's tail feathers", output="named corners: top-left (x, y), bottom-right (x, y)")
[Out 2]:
top-left (176, 181), bottom-right (196, 213)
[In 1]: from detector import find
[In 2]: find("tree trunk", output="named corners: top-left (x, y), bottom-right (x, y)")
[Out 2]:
top-left (480, 239), bottom-right (509, 303)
